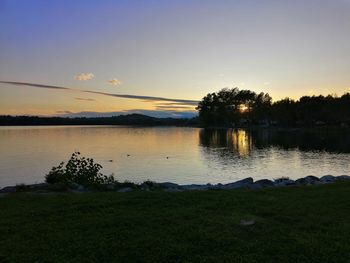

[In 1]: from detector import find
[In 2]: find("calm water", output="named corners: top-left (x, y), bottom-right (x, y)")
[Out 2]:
top-left (0, 126), bottom-right (350, 187)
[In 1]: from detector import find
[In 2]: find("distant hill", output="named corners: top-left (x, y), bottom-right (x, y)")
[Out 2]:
top-left (0, 114), bottom-right (199, 126)
top-left (60, 110), bottom-right (197, 119)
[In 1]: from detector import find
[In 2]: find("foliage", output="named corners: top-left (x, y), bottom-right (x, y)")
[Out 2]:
top-left (45, 152), bottom-right (115, 187)
top-left (197, 88), bottom-right (350, 127)
top-left (196, 88), bottom-right (272, 126)
top-left (271, 93), bottom-right (350, 126)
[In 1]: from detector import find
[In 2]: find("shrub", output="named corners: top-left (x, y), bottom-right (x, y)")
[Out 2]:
top-left (45, 152), bottom-right (115, 188)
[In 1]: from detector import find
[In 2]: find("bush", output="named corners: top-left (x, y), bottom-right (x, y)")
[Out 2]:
top-left (45, 152), bottom-right (115, 188)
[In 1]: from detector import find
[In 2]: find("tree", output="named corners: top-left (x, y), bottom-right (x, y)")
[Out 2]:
top-left (196, 88), bottom-right (272, 126)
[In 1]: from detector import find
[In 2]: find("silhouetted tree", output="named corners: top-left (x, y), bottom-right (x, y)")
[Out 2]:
top-left (197, 88), bottom-right (350, 127)
top-left (196, 88), bottom-right (272, 126)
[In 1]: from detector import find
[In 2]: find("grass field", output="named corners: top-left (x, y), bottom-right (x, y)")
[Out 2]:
top-left (1, 182), bottom-right (350, 263)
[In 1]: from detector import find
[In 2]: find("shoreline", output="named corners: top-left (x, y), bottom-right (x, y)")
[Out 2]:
top-left (1, 174), bottom-right (349, 194)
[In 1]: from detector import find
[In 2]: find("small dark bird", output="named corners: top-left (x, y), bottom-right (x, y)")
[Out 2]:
top-left (166, 157), bottom-right (169, 159)
top-left (127, 154), bottom-right (131, 157)
top-left (108, 160), bottom-right (113, 162)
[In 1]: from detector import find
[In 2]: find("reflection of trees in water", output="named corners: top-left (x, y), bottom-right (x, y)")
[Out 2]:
top-left (199, 129), bottom-right (253, 157)
top-left (199, 128), bottom-right (350, 154)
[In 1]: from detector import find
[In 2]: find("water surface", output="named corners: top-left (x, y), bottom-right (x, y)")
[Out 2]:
top-left (0, 126), bottom-right (349, 187)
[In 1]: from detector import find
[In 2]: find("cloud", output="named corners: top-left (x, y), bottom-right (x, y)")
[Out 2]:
top-left (0, 81), bottom-right (70, 90)
top-left (75, 97), bottom-right (96, 101)
top-left (85, 90), bottom-right (199, 106)
top-left (156, 102), bottom-right (195, 106)
top-left (0, 81), bottom-right (199, 106)
top-left (156, 105), bottom-right (195, 110)
top-left (107, 78), bottom-right (122, 86)
top-left (56, 110), bottom-right (73, 114)
top-left (75, 73), bottom-right (94, 81)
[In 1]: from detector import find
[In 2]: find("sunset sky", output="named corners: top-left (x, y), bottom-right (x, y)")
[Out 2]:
top-left (0, 0), bottom-right (349, 117)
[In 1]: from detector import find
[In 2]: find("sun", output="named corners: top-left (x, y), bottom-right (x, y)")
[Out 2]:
top-left (238, 104), bottom-right (249, 113)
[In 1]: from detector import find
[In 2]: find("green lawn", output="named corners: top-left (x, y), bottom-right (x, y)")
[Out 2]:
top-left (1, 183), bottom-right (350, 263)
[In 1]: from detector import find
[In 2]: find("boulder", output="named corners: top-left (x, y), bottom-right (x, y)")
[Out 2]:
top-left (274, 178), bottom-right (295, 186)
top-left (209, 183), bottom-right (224, 190)
top-left (320, 175), bottom-right (336, 183)
top-left (222, 177), bottom-right (254, 190)
top-left (251, 179), bottom-right (275, 189)
top-left (336, 175), bottom-right (350, 181)
top-left (240, 219), bottom-right (255, 226)
top-left (0, 186), bottom-right (17, 193)
top-left (295, 176), bottom-right (320, 185)
top-left (159, 182), bottom-right (180, 190)
top-left (181, 184), bottom-right (210, 191)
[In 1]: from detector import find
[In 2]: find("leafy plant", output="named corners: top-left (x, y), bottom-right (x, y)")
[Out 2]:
top-left (45, 152), bottom-right (115, 187)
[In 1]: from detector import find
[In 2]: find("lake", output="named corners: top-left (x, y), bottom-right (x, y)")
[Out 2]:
top-left (0, 126), bottom-right (350, 187)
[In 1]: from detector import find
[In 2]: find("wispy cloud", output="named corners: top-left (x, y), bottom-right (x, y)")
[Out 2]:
top-left (0, 81), bottom-right (199, 106)
top-left (84, 90), bottom-right (199, 106)
top-left (153, 102), bottom-right (196, 111)
top-left (75, 97), bottom-right (96, 101)
top-left (0, 81), bottom-right (70, 90)
top-left (56, 110), bottom-right (73, 114)
top-left (75, 73), bottom-right (94, 81)
top-left (155, 105), bottom-right (195, 110)
top-left (108, 79), bottom-right (122, 86)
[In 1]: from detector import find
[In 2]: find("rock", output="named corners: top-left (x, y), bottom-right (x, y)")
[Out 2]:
top-left (0, 186), bottom-right (17, 193)
top-left (181, 184), bottom-right (210, 191)
top-left (252, 179), bottom-right (275, 189)
top-left (320, 175), bottom-right (336, 183)
top-left (274, 178), bottom-right (295, 186)
top-left (295, 176), bottom-right (320, 185)
top-left (240, 219), bottom-right (255, 226)
top-left (336, 175), bottom-right (350, 181)
top-left (159, 182), bottom-right (181, 191)
top-left (209, 183), bottom-right (224, 190)
top-left (159, 182), bottom-right (179, 189)
top-left (117, 187), bottom-right (133, 193)
top-left (222, 177), bottom-right (254, 190)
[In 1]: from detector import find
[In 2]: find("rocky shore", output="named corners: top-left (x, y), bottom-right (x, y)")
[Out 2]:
top-left (1, 175), bottom-right (350, 194)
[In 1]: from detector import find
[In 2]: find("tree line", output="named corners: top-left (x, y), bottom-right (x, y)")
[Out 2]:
top-left (196, 88), bottom-right (350, 127)
top-left (0, 114), bottom-right (197, 126)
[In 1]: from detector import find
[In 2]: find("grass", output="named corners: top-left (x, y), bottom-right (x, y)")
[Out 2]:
top-left (1, 183), bottom-right (350, 263)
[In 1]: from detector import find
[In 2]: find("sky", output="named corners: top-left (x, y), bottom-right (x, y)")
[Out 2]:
top-left (0, 0), bottom-right (349, 118)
